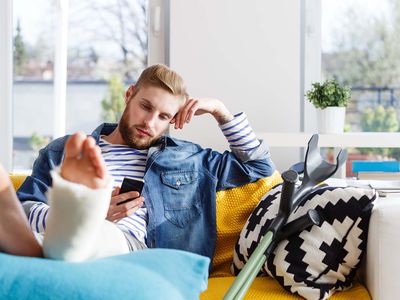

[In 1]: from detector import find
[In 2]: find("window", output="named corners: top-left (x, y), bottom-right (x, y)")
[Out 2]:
top-left (12, 0), bottom-right (148, 171)
top-left (322, 0), bottom-right (400, 176)
top-left (13, 0), bottom-right (55, 170)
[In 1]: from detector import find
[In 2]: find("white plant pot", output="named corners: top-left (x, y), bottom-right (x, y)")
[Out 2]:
top-left (317, 107), bottom-right (346, 134)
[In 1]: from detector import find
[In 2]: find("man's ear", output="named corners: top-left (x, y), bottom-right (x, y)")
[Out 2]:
top-left (125, 85), bottom-right (136, 103)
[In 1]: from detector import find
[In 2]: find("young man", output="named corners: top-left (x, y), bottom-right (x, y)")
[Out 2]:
top-left (17, 64), bottom-right (275, 261)
top-left (0, 132), bottom-right (125, 260)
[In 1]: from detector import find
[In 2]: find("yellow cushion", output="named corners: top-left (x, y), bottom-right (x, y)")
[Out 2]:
top-left (211, 171), bottom-right (282, 277)
top-left (201, 277), bottom-right (370, 300)
top-left (9, 173), bottom-right (28, 191)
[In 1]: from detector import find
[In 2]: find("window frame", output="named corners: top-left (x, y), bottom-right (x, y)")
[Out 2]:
top-left (0, 0), bottom-right (13, 171)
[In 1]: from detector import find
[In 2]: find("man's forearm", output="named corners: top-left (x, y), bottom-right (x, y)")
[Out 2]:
top-left (211, 101), bottom-right (234, 125)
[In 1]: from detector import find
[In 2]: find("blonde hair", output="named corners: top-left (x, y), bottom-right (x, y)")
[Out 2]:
top-left (130, 64), bottom-right (187, 101)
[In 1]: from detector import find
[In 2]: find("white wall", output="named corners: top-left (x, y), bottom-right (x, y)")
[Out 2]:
top-left (164, 0), bottom-right (303, 171)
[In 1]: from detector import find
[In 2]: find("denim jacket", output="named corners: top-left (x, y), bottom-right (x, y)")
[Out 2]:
top-left (17, 123), bottom-right (275, 262)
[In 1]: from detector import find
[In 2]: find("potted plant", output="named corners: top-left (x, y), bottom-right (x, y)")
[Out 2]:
top-left (306, 79), bottom-right (351, 134)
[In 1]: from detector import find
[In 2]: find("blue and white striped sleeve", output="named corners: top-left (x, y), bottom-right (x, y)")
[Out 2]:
top-left (219, 112), bottom-right (260, 151)
top-left (28, 202), bottom-right (49, 234)
top-left (116, 208), bottom-right (148, 246)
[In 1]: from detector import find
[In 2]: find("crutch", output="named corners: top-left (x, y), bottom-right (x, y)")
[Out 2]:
top-left (223, 134), bottom-right (347, 300)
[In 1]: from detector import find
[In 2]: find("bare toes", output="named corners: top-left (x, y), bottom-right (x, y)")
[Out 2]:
top-left (64, 132), bottom-right (86, 159)
top-left (83, 137), bottom-right (106, 179)
top-left (82, 136), bottom-right (95, 155)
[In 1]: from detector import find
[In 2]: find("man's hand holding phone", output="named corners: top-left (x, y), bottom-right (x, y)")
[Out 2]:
top-left (106, 178), bottom-right (145, 223)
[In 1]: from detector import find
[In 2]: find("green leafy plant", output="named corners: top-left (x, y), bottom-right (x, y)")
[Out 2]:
top-left (359, 105), bottom-right (399, 158)
top-left (29, 132), bottom-right (50, 152)
top-left (13, 19), bottom-right (27, 75)
top-left (306, 79), bottom-right (351, 109)
top-left (361, 105), bottom-right (398, 132)
top-left (101, 75), bottom-right (126, 123)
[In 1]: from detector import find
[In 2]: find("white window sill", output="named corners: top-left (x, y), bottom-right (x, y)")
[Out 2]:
top-left (257, 132), bottom-right (400, 148)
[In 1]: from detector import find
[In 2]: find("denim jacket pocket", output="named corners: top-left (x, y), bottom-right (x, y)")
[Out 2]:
top-left (161, 171), bottom-right (201, 227)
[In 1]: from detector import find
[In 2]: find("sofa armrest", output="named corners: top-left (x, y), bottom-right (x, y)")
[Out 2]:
top-left (364, 197), bottom-right (400, 300)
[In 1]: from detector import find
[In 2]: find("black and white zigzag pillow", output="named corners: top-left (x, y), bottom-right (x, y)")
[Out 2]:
top-left (232, 183), bottom-right (376, 300)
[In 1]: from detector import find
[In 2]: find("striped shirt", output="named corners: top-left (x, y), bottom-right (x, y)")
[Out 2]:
top-left (99, 138), bottom-right (149, 245)
top-left (28, 112), bottom-right (259, 249)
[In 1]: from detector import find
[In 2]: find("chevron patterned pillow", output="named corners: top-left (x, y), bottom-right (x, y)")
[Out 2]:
top-left (232, 183), bottom-right (377, 300)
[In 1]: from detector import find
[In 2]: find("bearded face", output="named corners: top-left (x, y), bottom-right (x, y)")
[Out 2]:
top-left (117, 85), bottom-right (183, 149)
top-left (118, 111), bottom-right (166, 149)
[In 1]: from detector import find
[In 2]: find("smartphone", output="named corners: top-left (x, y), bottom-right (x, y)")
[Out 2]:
top-left (117, 178), bottom-right (144, 206)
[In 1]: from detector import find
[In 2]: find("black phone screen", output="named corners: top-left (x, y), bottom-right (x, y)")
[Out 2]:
top-left (117, 178), bottom-right (144, 205)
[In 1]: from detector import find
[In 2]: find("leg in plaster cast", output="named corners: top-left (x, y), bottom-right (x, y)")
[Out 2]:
top-left (0, 132), bottom-right (104, 258)
top-left (0, 164), bottom-right (42, 257)
top-left (0, 132), bottom-right (128, 260)
top-left (43, 132), bottom-right (129, 261)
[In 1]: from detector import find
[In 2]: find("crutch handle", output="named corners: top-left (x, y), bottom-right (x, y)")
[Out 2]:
top-left (277, 209), bottom-right (321, 242)
top-left (278, 169), bottom-right (298, 219)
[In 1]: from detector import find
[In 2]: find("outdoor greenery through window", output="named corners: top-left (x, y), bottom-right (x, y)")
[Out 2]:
top-left (12, 0), bottom-right (148, 171)
top-left (322, 0), bottom-right (400, 175)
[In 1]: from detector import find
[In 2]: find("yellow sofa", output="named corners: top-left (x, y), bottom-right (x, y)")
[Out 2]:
top-left (10, 173), bottom-right (371, 299)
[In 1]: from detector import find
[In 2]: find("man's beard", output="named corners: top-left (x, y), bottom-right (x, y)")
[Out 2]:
top-left (118, 114), bottom-right (164, 150)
